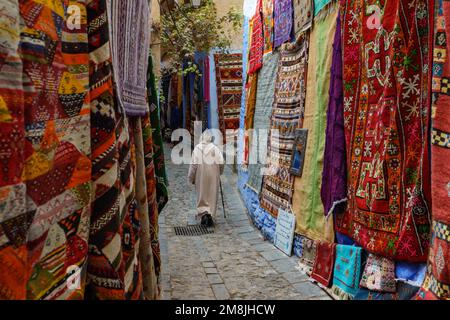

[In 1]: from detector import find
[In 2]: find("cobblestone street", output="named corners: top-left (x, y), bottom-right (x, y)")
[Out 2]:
top-left (159, 144), bottom-right (331, 300)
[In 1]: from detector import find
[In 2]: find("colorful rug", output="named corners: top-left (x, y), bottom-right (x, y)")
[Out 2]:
top-left (214, 53), bottom-right (243, 143)
top-left (147, 56), bottom-right (169, 214)
top-left (360, 254), bottom-right (396, 293)
top-left (274, 0), bottom-right (293, 48)
top-left (311, 241), bottom-right (336, 287)
top-left (0, 0), bottom-right (91, 300)
top-left (331, 245), bottom-right (363, 299)
top-left (293, 0), bottom-right (313, 36)
top-left (419, 0), bottom-right (450, 300)
top-left (298, 236), bottom-right (317, 275)
top-left (246, 52), bottom-right (280, 193)
top-left (262, 0), bottom-right (274, 55)
top-left (87, 0), bottom-right (143, 300)
top-left (260, 35), bottom-right (308, 217)
top-left (0, 0), bottom-right (160, 300)
top-left (321, 13), bottom-right (347, 217)
top-left (292, 6), bottom-right (337, 242)
top-left (337, 0), bottom-right (433, 262)
top-left (248, 0), bottom-right (264, 75)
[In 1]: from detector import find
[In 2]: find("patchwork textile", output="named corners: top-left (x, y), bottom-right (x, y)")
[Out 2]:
top-left (360, 254), bottom-right (397, 293)
top-left (0, 0), bottom-right (31, 300)
top-left (420, 0), bottom-right (450, 300)
top-left (248, 0), bottom-right (264, 75)
top-left (214, 53), bottom-right (243, 143)
top-left (298, 236), bottom-right (318, 275)
top-left (355, 282), bottom-right (419, 300)
top-left (293, 0), bottom-right (313, 36)
top-left (0, 0), bottom-right (91, 300)
top-left (274, 0), bottom-right (293, 48)
top-left (147, 56), bottom-right (169, 213)
top-left (262, 0), bottom-right (275, 55)
top-left (108, 0), bottom-right (150, 116)
top-left (332, 245), bottom-right (363, 299)
top-left (246, 52), bottom-right (280, 193)
top-left (321, 14), bottom-right (347, 217)
top-left (337, 0), bottom-right (433, 261)
top-left (311, 241), bottom-right (336, 287)
top-left (292, 6), bottom-right (337, 242)
top-left (260, 36), bottom-right (308, 217)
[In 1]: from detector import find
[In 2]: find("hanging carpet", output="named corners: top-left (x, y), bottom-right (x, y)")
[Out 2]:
top-left (214, 53), bottom-right (243, 144)
top-left (260, 35), bottom-right (308, 217)
top-left (337, 0), bottom-right (433, 262)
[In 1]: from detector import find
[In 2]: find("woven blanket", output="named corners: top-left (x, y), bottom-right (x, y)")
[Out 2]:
top-left (293, 0), bottom-right (313, 36)
top-left (332, 245), bottom-right (363, 299)
top-left (321, 13), bottom-right (347, 217)
top-left (311, 241), bottom-right (336, 287)
top-left (298, 236), bottom-right (318, 275)
top-left (360, 254), bottom-right (396, 293)
top-left (274, 0), bottom-right (293, 48)
top-left (260, 36), bottom-right (308, 217)
top-left (337, 0), bottom-right (433, 262)
top-left (292, 6), bottom-right (337, 242)
top-left (419, 0), bottom-right (450, 300)
top-left (214, 53), bottom-right (243, 143)
top-left (88, 0), bottom-right (147, 300)
top-left (247, 52), bottom-right (280, 193)
top-left (262, 0), bottom-right (275, 55)
top-left (248, 0), bottom-right (264, 75)
top-left (108, 0), bottom-right (150, 116)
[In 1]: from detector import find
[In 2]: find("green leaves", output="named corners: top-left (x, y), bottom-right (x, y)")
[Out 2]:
top-left (160, 0), bottom-right (242, 72)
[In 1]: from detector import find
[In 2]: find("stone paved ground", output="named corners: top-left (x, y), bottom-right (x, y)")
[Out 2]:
top-left (159, 143), bottom-right (331, 300)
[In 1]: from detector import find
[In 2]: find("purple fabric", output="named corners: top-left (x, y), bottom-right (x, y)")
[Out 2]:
top-left (320, 15), bottom-right (347, 217)
top-left (108, 0), bottom-right (150, 116)
top-left (274, 0), bottom-right (293, 48)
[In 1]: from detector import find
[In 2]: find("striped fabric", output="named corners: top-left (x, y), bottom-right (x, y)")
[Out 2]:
top-left (260, 35), bottom-right (309, 217)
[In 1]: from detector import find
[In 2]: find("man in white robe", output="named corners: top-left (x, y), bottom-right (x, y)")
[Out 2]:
top-left (188, 130), bottom-right (224, 227)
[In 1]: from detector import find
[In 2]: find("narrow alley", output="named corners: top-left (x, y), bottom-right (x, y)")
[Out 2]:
top-left (158, 144), bottom-right (331, 300)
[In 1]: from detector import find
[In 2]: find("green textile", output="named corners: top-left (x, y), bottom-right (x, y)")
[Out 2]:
top-left (147, 55), bottom-right (169, 213)
top-left (292, 6), bottom-right (338, 242)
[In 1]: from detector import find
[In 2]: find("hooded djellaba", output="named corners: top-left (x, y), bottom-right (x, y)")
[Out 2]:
top-left (188, 130), bottom-right (225, 227)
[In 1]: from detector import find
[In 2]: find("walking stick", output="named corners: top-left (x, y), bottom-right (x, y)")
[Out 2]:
top-left (219, 177), bottom-right (226, 219)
